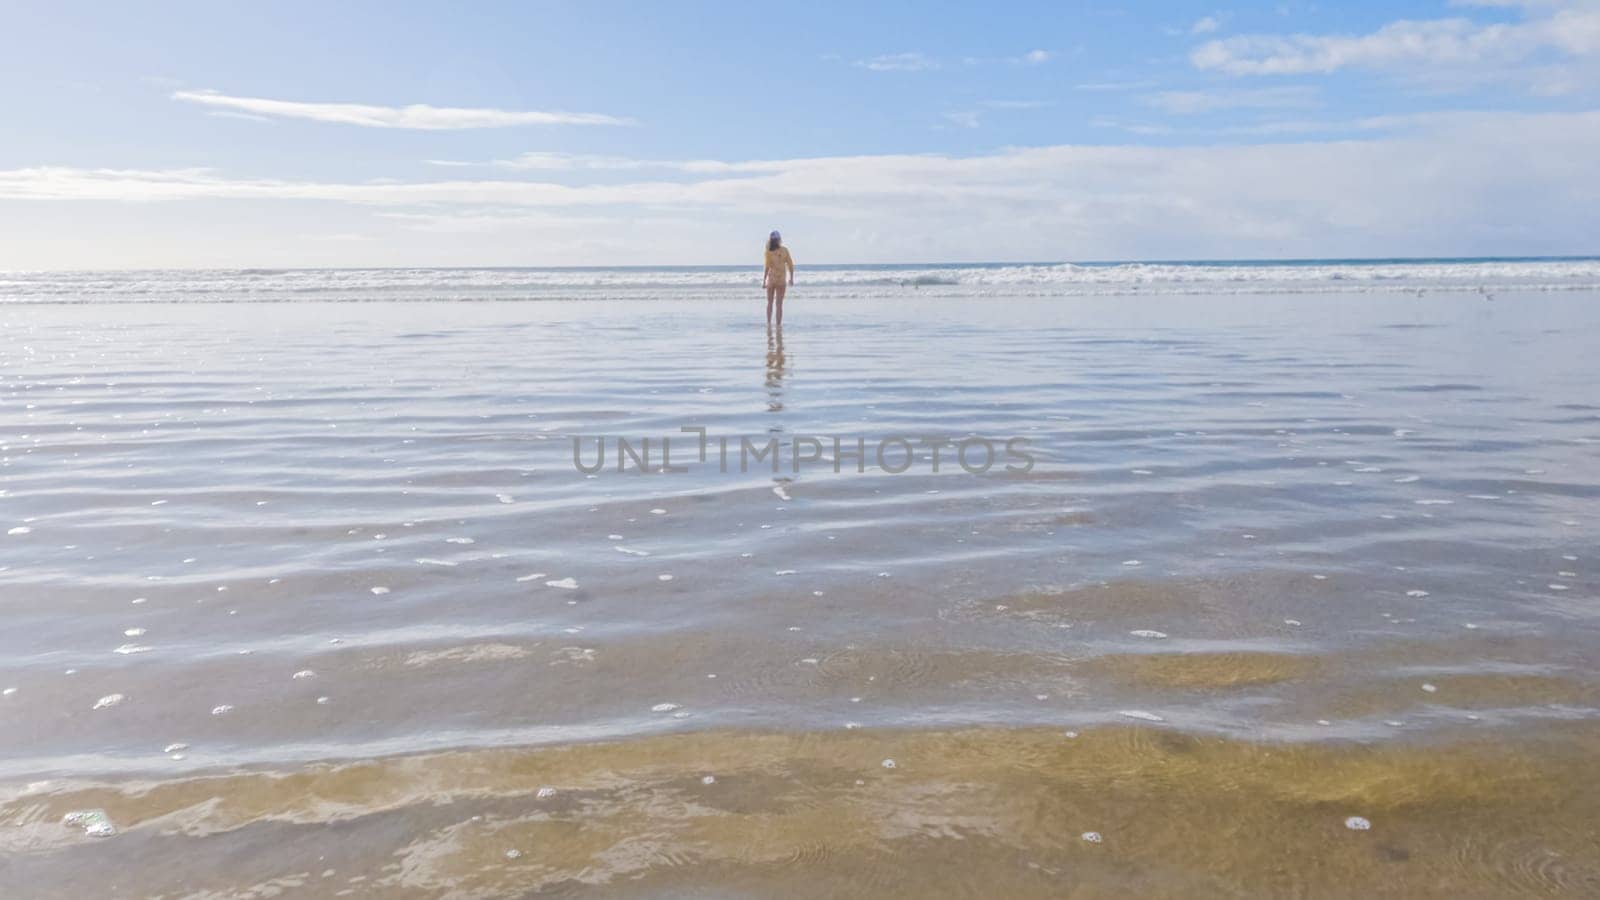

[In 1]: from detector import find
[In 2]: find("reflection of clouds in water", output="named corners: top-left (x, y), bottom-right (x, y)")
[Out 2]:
top-left (6, 289), bottom-right (1600, 899)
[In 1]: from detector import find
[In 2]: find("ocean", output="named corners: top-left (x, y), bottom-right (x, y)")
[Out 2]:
top-left (1, 261), bottom-right (1598, 897)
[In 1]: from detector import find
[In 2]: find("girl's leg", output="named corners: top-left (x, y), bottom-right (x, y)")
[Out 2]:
top-left (774, 282), bottom-right (786, 327)
top-left (766, 283), bottom-right (776, 325)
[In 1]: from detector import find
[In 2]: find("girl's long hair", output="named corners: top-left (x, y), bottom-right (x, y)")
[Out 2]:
top-left (767, 235), bottom-right (781, 252)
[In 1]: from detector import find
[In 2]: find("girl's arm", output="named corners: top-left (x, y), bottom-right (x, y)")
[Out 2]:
top-left (787, 251), bottom-right (795, 285)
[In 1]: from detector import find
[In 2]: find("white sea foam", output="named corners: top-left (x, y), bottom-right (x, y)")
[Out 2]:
top-left (6, 258), bottom-right (1599, 305)
top-left (63, 809), bottom-right (116, 837)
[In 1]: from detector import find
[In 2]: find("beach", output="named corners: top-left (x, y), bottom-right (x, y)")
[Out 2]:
top-left (2, 264), bottom-right (1599, 897)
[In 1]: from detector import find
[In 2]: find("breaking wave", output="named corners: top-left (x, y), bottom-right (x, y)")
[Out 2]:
top-left (3, 257), bottom-right (1598, 303)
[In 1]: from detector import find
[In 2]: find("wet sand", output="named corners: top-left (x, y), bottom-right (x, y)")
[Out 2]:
top-left (2, 292), bottom-right (1598, 896)
top-left (7, 724), bottom-right (1600, 897)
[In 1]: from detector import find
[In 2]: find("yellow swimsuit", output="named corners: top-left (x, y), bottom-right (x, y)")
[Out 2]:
top-left (764, 247), bottom-right (793, 283)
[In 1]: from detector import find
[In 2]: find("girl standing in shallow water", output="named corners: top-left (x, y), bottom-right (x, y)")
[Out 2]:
top-left (763, 230), bottom-right (794, 326)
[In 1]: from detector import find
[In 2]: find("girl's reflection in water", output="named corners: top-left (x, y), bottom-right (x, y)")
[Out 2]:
top-left (765, 326), bottom-right (787, 415)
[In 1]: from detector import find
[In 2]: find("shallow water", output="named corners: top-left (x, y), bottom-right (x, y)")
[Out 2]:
top-left (1, 291), bottom-right (1598, 896)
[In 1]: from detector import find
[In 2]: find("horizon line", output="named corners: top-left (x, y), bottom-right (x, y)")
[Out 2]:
top-left (5, 254), bottom-right (1598, 275)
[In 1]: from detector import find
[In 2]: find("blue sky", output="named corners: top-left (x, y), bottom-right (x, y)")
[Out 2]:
top-left (2, 0), bottom-right (1598, 267)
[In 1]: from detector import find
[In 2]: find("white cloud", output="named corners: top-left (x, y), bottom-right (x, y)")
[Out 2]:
top-left (495, 152), bottom-right (691, 172)
top-left (1192, 1), bottom-right (1600, 75)
top-left (855, 52), bottom-right (939, 72)
top-left (1089, 117), bottom-right (1177, 136)
top-left (1192, 16), bottom-right (1222, 35)
top-left (377, 209), bottom-right (698, 234)
top-left (1143, 86), bottom-right (1318, 114)
top-left (942, 111), bottom-right (982, 128)
top-left (439, 152), bottom-right (785, 174)
top-left (985, 49), bottom-right (1054, 65)
top-left (1074, 80), bottom-right (1157, 92)
top-left (3, 110), bottom-right (1598, 263)
top-left (1212, 117), bottom-right (1378, 136)
top-left (171, 89), bottom-right (632, 129)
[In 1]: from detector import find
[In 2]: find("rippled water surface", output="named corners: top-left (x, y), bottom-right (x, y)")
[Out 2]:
top-left (2, 291), bottom-right (1598, 897)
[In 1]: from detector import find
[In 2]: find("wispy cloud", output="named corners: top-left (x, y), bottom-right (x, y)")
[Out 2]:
top-left (1192, 2), bottom-right (1600, 76)
top-left (942, 111), bottom-right (982, 129)
top-left (468, 152), bottom-right (785, 174)
top-left (1089, 117), bottom-right (1177, 136)
top-left (171, 89), bottom-right (632, 129)
top-left (854, 52), bottom-right (939, 72)
top-left (1074, 80), bottom-right (1157, 92)
top-left (376, 210), bottom-right (636, 233)
top-left (856, 49), bottom-right (1051, 71)
top-left (982, 99), bottom-right (1051, 109)
top-left (1143, 86), bottom-right (1318, 114)
top-left (1211, 114), bottom-right (1409, 136)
